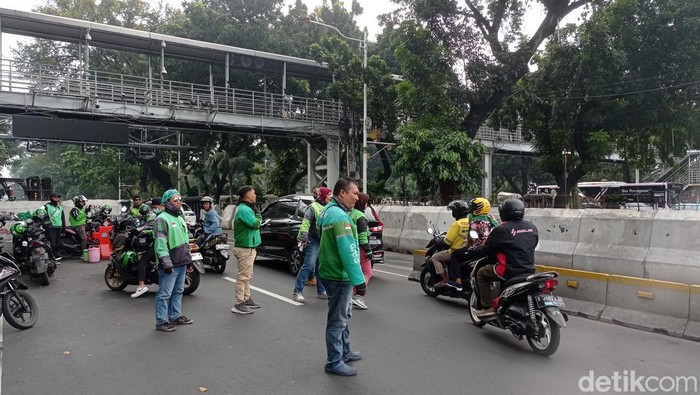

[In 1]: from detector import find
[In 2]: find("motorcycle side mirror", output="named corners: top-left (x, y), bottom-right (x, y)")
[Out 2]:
top-left (121, 206), bottom-right (128, 213)
top-left (427, 227), bottom-right (434, 235)
top-left (468, 230), bottom-right (479, 240)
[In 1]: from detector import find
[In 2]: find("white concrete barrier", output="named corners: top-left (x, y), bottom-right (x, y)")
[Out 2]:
top-left (573, 210), bottom-right (655, 278)
top-left (398, 206), bottom-right (442, 254)
top-left (685, 285), bottom-right (700, 341)
top-left (644, 210), bottom-right (700, 284)
top-left (376, 205), bottom-right (406, 252)
top-left (221, 204), bottom-right (236, 230)
top-left (528, 209), bottom-right (583, 269)
top-left (537, 265), bottom-right (609, 319)
top-left (601, 275), bottom-right (689, 337)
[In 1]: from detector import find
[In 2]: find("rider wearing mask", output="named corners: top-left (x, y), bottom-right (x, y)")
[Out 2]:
top-left (69, 195), bottom-right (89, 252)
top-left (431, 200), bottom-right (471, 290)
top-left (471, 199), bottom-right (538, 317)
top-left (198, 196), bottom-right (222, 246)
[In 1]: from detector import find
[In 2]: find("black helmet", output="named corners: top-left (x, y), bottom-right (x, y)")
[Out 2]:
top-left (499, 199), bottom-right (525, 221)
top-left (446, 199), bottom-right (470, 220)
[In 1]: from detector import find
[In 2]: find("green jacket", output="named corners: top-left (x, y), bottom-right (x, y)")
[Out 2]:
top-left (234, 202), bottom-right (262, 248)
top-left (44, 203), bottom-right (65, 228)
top-left (317, 198), bottom-right (365, 286)
top-left (69, 207), bottom-right (87, 226)
top-left (349, 208), bottom-right (372, 256)
top-left (297, 201), bottom-right (324, 242)
top-left (130, 206), bottom-right (141, 218)
top-left (154, 210), bottom-right (191, 268)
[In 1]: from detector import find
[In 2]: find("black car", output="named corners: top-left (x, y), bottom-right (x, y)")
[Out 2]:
top-left (257, 194), bottom-right (384, 275)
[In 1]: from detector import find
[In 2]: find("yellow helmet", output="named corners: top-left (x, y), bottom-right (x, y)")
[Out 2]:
top-left (469, 197), bottom-right (491, 216)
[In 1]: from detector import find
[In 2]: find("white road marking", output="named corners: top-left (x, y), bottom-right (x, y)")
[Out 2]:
top-left (373, 269), bottom-right (408, 278)
top-left (0, 318), bottom-right (4, 395)
top-left (222, 276), bottom-right (303, 306)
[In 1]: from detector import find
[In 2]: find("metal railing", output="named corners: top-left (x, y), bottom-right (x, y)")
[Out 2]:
top-left (475, 125), bottom-right (526, 143)
top-left (0, 58), bottom-right (342, 125)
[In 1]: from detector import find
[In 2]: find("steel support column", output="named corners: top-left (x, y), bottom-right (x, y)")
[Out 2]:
top-left (326, 137), bottom-right (340, 189)
top-left (482, 149), bottom-right (493, 199)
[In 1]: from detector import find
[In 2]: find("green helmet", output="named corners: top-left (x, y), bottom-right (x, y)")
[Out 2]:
top-left (102, 204), bottom-right (112, 214)
top-left (121, 250), bottom-right (137, 268)
top-left (10, 222), bottom-right (26, 237)
top-left (34, 208), bottom-right (47, 220)
top-left (138, 204), bottom-right (151, 216)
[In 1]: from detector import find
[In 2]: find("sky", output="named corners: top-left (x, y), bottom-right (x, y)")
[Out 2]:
top-left (1, 0), bottom-right (582, 58)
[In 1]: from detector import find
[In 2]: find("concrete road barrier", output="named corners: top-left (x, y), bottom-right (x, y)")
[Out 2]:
top-left (409, 249), bottom-right (426, 282)
top-left (684, 285), bottom-right (700, 341)
top-left (573, 210), bottom-right (655, 278)
top-left (536, 265), bottom-right (609, 319)
top-left (601, 275), bottom-right (689, 337)
top-left (644, 210), bottom-right (700, 284)
top-left (376, 205), bottom-right (407, 252)
top-left (528, 209), bottom-right (583, 269)
top-left (398, 207), bottom-right (442, 254)
top-left (221, 204), bottom-right (236, 230)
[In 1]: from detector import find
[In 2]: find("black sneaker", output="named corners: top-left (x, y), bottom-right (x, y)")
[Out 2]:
top-left (170, 315), bottom-right (193, 325)
top-left (244, 298), bottom-right (261, 309)
top-left (231, 303), bottom-right (253, 315)
top-left (155, 323), bottom-right (177, 332)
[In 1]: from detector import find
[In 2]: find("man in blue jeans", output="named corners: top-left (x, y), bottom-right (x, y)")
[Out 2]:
top-left (317, 178), bottom-right (366, 376)
top-left (154, 189), bottom-right (194, 332)
top-left (292, 187), bottom-right (331, 302)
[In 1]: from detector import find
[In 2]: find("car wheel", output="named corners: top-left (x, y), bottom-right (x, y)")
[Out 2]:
top-left (288, 249), bottom-right (303, 275)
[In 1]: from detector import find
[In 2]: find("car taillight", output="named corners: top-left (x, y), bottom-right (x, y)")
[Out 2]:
top-left (541, 278), bottom-right (558, 292)
top-left (369, 225), bottom-right (383, 232)
top-left (31, 241), bottom-right (43, 248)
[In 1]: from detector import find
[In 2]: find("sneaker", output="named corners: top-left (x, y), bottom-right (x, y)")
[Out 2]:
top-left (434, 281), bottom-right (448, 289)
top-left (324, 362), bottom-right (357, 376)
top-left (306, 278), bottom-right (317, 286)
top-left (155, 323), bottom-right (176, 332)
top-left (317, 291), bottom-right (328, 299)
top-left (475, 307), bottom-right (496, 317)
top-left (231, 303), bottom-right (253, 315)
top-left (170, 315), bottom-right (193, 325)
top-left (130, 286), bottom-right (148, 299)
top-left (292, 293), bottom-right (306, 303)
top-left (343, 351), bottom-right (362, 362)
top-left (244, 298), bottom-right (261, 309)
top-left (446, 281), bottom-right (463, 291)
top-left (352, 295), bottom-right (368, 310)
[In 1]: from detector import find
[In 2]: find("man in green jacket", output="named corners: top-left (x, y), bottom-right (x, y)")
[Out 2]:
top-left (44, 192), bottom-right (66, 261)
top-left (69, 195), bottom-right (89, 252)
top-left (317, 177), bottom-right (366, 377)
top-left (231, 185), bottom-right (263, 315)
top-left (129, 195), bottom-right (143, 218)
top-left (154, 189), bottom-right (194, 332)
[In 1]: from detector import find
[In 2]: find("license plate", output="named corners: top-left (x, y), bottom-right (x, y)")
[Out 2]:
top-left (31, 253), bottom-right (49, 262)
top-left (191, 252), bottom-right (203, 261)
top-left (215, 244), bottom-right (231, 250)
top-left (535, 294), bottom-right (566, 308)
top-left (21, 241), bottom-right (28, 247)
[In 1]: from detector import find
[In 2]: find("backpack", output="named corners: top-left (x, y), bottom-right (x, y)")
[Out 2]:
top-left (468, 214), bottom-right (497, 248)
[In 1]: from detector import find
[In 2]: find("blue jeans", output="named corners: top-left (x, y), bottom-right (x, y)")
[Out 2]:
top-left (320, 279), bottom-right (353, 366)
top-left (294, 239), bottom-right (326, 295)
top-left (155, 265), bottom-right (187, 325)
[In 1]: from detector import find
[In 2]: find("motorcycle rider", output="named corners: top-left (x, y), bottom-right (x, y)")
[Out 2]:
top-left (131, 204), bottom-right (154, 299)
top-left (129, 196), bottom-right (143, 218)
top-left (471, 198), bottom-right (538, 317)
top-left (197, 196), bottom-right (221, 247)
top-left (292, 187), bottom-right (331, 302)
top-left (349, 193), bottom-right (373, 310)
top-left (446, 197), bottom-right (499, 288)
top-left (43, 193), bottom-right (65, 261)
top-left (430, 200), bottom-right (471, 290)
top-left (69, 195), bottom-right (90, 253)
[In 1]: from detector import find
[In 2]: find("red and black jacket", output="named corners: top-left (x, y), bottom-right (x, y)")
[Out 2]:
top-left (473, 219), bottom-right (538, 280)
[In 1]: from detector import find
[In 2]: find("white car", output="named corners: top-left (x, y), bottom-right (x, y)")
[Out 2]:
top-left (181, 202), bottom-right (197, 226)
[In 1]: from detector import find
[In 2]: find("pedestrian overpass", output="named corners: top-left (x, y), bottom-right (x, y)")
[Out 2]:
top-left (0, 7), bottom-right (547, 195)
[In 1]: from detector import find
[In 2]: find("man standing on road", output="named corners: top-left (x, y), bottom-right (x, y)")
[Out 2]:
top-left (231, 186), bottom-right (263, 315)
top-left (154, 189), bottom-right (194, 332)
top-left (43, 192), bottom-right (65, 261)
top-left (317, 177), bottom-right (366, 376)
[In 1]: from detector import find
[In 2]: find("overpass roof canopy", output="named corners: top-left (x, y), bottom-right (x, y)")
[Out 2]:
top-left (0, 7), bottom-right (333, 81)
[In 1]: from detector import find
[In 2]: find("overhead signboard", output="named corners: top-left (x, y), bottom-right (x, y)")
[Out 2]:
top-left (12, 115), bottom-right (129, 145)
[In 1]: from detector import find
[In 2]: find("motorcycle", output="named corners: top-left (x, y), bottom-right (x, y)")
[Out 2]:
top-left (0, 252), bottom-right (39, 329)
top-left (103, 216), bottom-right (204, 295)
top-left (192, 221), bottom-right (230, 273)
top-left (12, 219), bottom-right (57, 286)
top-left (419, 227), bottom-right (472, 300)
top-left (59, 227), bottom-right (99, 258)
top-left (466, 242), bottom-right (568, 356)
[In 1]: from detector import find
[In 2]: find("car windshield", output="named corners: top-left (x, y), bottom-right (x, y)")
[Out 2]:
top-left (182, 203), bottom-right (193, 213)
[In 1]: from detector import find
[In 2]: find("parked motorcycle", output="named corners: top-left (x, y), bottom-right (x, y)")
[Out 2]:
top-left (0, 252), bottom-right (39, 329)
top-left (59, 227), bottom-right (99, 258)
top-left (419, 227), bottom-right (472, 300)
top-left (192, 222), bottom-right (230, 273)
top-left (467, 252), bottom-right (568, 356)
top-left (103, 216), bottom-right (203, 295)
top-left (11, 219), bottom-right (56, 286)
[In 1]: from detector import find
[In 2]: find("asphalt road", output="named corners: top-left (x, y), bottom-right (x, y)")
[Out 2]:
top-left (2, 251), bottom-right (699, 395)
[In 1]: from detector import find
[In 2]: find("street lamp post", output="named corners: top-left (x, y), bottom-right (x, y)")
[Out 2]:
top-left (562, 150), bottom-right (571, 208)
top-left (299, 16), bottom-right (368, 192)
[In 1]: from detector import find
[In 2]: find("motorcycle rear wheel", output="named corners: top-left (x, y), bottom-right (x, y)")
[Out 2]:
top-left (183, 269), bottom-right (200, 295)
top-left (527, 310), bottom-right (561, 356)
top-left (3, 290), bottom-right (38, 330)
top-left (468, 291), bottom-right (487, 328)
top-left (38, 271), bottom-right (50, 286)
top-left (213, 259), bottom-right (226, 274)
top-left (104, 265), bottom-right (128, 291)
top-left (419, 267), bottom-right (439, 297)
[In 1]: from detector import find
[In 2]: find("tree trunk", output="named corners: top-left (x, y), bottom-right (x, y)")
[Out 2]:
top-left (378, 148), bottom-right (392, 182)
top-left (141, 157), bottom-right (173, 189)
